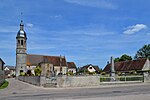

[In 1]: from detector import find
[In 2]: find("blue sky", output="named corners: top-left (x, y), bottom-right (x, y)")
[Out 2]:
top-left (0, 0), bottom-right (150, 69)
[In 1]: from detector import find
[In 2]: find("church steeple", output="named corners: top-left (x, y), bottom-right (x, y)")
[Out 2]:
top-left (16, 18), bottom-right (27, 77)
top-left (16, 20), bottom-right (27, 39)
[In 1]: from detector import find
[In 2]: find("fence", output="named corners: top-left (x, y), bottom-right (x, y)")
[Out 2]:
top-left (0, 70), bottom-right (5, 86)
top-left (100, 75), bottom-right (144, 83)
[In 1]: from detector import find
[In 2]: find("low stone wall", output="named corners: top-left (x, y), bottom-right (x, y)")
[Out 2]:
top-left (57, 75), bottom-right (100, 87)
top-left (0, 70), bottom-right (5, 86)
top-left (18, 76), bottom-right (40, 86)
top-left (18, 74), bottom-right (150, 88)
top-left (18, 75), bottom-right (100, 87)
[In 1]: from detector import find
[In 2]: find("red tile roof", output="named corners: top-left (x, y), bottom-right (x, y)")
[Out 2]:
top-left (67, 62), bottom-right (77, 69)
top-left (103, 58), bottom-right (147, 73)
top-left (26, 54), bottom-right (67, 66)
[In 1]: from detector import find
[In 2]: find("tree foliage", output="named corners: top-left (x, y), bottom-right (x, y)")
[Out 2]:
top-left (114, 54), bottom-right (132, 62)
top-left (135, 44), bottom-right (150, 59)
top-left (34, 67), bottom-right (42, 76)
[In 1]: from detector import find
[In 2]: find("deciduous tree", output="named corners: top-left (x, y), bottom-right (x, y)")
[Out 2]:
top-left (114, 54), bottom-right (132, 62)
top-left (135, 44), bottom-right (150, 59)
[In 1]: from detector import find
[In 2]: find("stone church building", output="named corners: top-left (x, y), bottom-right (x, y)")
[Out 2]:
top-left (16, 20), bottom-right (76, 77)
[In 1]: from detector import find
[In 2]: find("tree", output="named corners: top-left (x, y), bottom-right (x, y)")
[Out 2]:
top-left (114, 57), bottom-right (120, 62)
top-left (34, 67), bottom-right (42, 76)
top-left (114, 54), bottom-right (132, 62)
top-left (119, 54), bottom-right (132, 61)
top-left (135, 44), bottom-right (150, 59)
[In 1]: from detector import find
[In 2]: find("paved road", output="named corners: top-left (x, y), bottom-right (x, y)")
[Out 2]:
top-left (0, 78), bottom-right (150, 100)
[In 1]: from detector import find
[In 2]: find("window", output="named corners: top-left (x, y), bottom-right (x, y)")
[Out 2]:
top-left (21, 40), bottom-right (23, 45)
top-left (18, 40), bottom-right (20, 44)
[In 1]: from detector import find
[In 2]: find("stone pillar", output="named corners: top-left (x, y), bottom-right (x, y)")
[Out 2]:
top-left (40, 76), bottom-right (46, 87)
top-left (110, 56), bottom-right (116, 81)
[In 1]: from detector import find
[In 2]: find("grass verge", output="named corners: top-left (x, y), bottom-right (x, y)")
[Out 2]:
top-left (0, 81), bottom-right (9, 89)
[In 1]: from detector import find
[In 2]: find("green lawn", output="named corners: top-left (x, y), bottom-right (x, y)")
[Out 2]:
top-left (0, 81), bottom-right (9, 89)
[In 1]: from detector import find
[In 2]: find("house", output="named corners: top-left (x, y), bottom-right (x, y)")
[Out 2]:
top-left (80, 64), bottom-right (100, 74)
top-left (4, 66), bottom-right (16, 78)
top-left (67, 62), bottom-right (77, 74)
top-left (26, 54), bottom-right (68, 77)
top-left (103, 58), bottom-right (150, 74)
top-left (0, 58), bottom-right (5, 70)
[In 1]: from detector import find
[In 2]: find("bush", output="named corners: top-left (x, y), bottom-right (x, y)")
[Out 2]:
top-left (88, 72), bottom-right (96, 75)
top-left (101, 72), bottom-right (106, 75)
top-left (66, 72), bottom-right (74, 76)
top-left (100, 77), bottom-right (111, 82)
top-left (20, 72), bottom-right (25, 76)
top-left (34, 67), bottom-right (42, 76)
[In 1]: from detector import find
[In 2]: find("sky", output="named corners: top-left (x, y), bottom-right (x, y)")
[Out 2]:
top-left (0, 0), bottom-right (150, 69)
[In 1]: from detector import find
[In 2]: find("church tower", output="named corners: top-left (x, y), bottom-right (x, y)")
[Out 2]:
top-left (16, 20), bottom-right (27, 76)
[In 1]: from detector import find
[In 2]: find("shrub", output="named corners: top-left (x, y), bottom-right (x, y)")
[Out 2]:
top-left (100, 77), bottom-right (111, 82)
top-left (101, 72), bottom-right (106, 75)
top-left (66, 71), bottom-right (74, 76)
top-left (88, 72), bottom-right (96, 75)
top-left (20, 72), bottom-right (25, 76)
top-left (34, 67), bottom-right (42, 76)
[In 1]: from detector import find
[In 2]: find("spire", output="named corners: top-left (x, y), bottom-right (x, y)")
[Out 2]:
top-left (20, 20), bottom-right (24, 30)
top-left (20, 13), bottom-right (24, 30)
top-left (17, 12), bottom-right (27, 39)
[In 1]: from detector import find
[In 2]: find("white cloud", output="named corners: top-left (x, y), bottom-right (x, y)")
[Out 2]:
top-left (64, 0), bottom-right (117, 9)
top-left (26, 23), bottom-right (34, 28)
top-left (123, 24), bottom-right (147, 35)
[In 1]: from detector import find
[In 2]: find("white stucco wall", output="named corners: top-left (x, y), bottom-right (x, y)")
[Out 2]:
top-left (54, 66), bottom-right (67, 75)
top-left (142, 59), bottom-right (150, 71)
top-left (68, 68), bottom-right (76, 74)
top-left (87, 65), bottom-right (96, 72)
